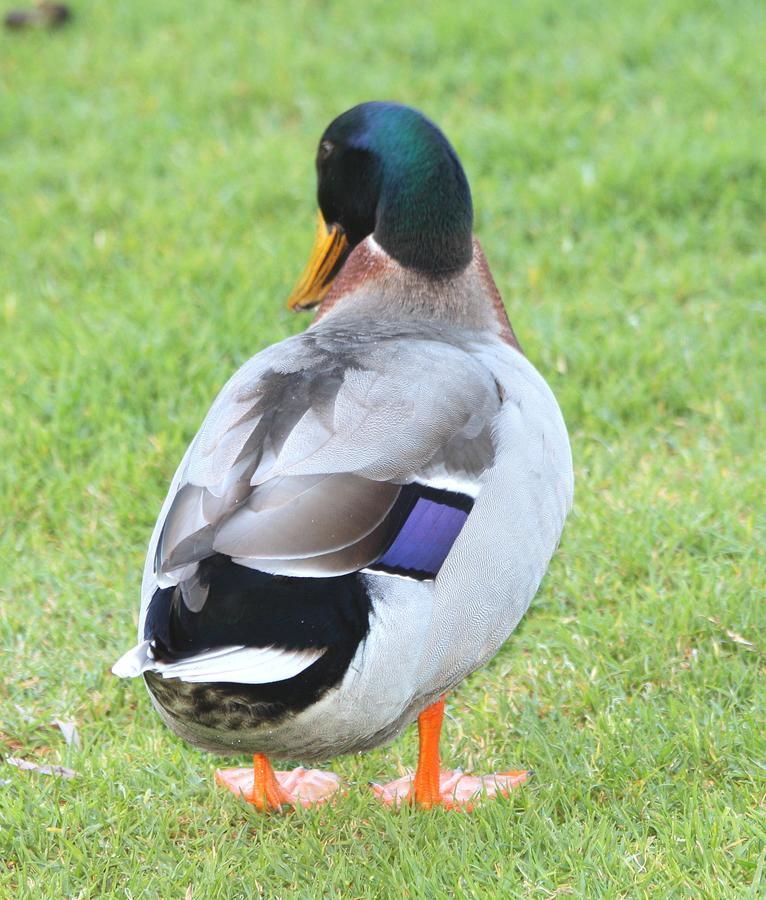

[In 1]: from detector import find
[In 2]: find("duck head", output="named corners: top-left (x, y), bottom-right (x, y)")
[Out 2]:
top-left (288, 102), bottom-right (474, 310)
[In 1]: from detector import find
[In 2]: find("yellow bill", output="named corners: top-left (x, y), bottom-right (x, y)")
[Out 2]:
top-left (287, 211), bottom-right (349, 310)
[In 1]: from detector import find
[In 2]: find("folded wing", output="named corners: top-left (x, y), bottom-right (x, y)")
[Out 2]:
top-left (152, 333), bottom-right (501, 589)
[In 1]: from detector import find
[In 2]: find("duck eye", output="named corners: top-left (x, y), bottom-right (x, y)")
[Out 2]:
top-left (318, 140), bottom-right (334, 161)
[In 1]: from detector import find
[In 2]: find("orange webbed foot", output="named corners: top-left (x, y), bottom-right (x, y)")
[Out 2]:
top-left (371, 768), bottom-right (531, 810)
top-left (216, 757), bottom-right (341, 811)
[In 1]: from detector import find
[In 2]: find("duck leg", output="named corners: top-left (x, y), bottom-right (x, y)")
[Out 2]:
top-left (372, 697), bottom-right (531, 810)
top-left (215, 753), bottom-right (341, 811)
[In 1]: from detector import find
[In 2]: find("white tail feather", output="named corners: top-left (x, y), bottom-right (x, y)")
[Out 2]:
top-left (112, 641), bottom-right (324, 685)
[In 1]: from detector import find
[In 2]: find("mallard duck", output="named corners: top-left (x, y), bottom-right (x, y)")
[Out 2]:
top-left (113, 102), bottom-right (573, 811)
top-left (4, 1), bottom-right (71, 29)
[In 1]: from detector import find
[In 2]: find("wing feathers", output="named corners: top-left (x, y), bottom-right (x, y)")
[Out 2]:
top-left (152, 333), bottom-right (499, 583)
top-left (213, 474), bottom-right (399, 560)
top-left (231, 511), bottom-right (397, 577)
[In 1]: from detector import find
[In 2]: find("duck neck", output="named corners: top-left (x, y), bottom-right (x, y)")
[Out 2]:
top-left (314, 237), bottom-right (521, 351)
top-left (373, 144), bottom-right (474, 275)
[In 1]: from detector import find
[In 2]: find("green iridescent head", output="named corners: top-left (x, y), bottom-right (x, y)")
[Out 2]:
top-left (317, 102), bottom-right (474, 275)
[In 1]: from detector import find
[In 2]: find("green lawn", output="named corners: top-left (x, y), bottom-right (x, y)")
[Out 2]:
top-left (1, 0), bottom-right (765, 896)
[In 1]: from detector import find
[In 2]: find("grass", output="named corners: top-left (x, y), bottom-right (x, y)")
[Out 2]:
top-left (1, 0), bottom-right (765, 895)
